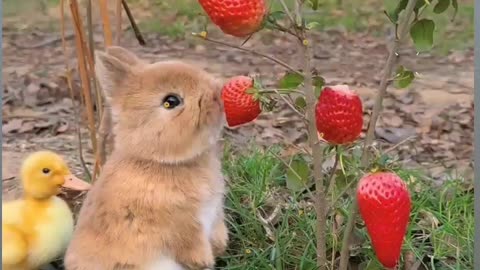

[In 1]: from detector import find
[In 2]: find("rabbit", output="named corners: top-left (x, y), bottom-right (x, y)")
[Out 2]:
top-left (64, 46), bottom-right (228, 270)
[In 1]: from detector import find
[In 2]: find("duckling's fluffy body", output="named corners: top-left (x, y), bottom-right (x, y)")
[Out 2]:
top-left (2, 197), bottom-right (74, 270)
top-left (1, 151), bottom-right (89, 270)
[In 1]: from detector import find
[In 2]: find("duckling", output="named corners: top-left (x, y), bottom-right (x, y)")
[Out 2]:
top-left (2, 151), bottom-right (91, 270)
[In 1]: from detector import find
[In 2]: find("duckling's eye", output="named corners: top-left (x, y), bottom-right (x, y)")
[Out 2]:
top-left (162, 94), bottom-right (182, 109)
top-left (42, 168), bottom-right (51, 174)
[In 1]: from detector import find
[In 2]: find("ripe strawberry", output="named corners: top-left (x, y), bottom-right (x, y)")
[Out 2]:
top-left (198, 0), bottom-right (267, 37)
top-left (357, 172), bottom-right (411, 268)
top-left (315, 85), bottom-right (363, 145)
top-left (221, 76), bottom-right (261, 127)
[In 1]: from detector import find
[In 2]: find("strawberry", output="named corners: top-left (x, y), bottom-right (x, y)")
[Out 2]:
top-left (357, 172), bottom-right (411, 268)
top-left (221, 76), bottom-right (261, 127)
top-left (198, 0), bottom-right (267, 37)
top-left (315, 85), bottom-right (363, 145)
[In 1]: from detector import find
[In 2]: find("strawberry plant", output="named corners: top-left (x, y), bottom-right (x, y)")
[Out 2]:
top-left (192, 0), bottom-right (460, 269)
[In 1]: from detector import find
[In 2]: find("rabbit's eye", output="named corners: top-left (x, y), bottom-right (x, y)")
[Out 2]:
top-left (162, 94), bottom-right (182, 109)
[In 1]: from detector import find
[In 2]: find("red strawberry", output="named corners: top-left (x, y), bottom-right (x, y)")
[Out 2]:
top-left (357, 172), bottom-right (411, 268)
top-left (221, 76), bottom-right (261, 127)
top-left (315, 85), bottom-right (363, 145)
top-left (198, 0), bottom-right (267, 37)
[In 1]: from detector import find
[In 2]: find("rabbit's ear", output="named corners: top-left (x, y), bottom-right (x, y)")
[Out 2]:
top-left (95, 51), bottom-right (131, 101)
top-left (106, 46), bottom-right (146, 66)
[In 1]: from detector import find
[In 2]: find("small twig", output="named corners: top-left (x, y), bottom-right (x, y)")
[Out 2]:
top-left (86, 0), bottom-right (94, 60)
top-left (98, 0), bottom-right (113, 47)
top-left (122, 0), bottom-right (146, 46)
top-left (115, 0), bottom-right (123, 45)
top-left (325, 146), bottom-right (340, 197)
top-left (194, 33), bottom-right (301, 75)
top-left (270, 89), bottom-right (305, 118)
top-left (12, 33), bottom-right (75, 49)
top-left (60, 0), bottom-right (91, 181)
top-left (278, 0), bottom-right (296, 27)
top-left (384, 135), bottom-right (416, 154)
top-left (259, 88), bottom-right (305, 95)
top-left (338, 0), bottom-right (419, 269)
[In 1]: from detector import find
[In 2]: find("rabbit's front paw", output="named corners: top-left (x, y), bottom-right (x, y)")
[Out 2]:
top-left (178, 239), bottom-right (214, 270)
top-left (211, 220), bottom-right (228, 257)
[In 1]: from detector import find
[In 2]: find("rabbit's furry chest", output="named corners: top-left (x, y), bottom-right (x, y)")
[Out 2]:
top-left (75, 154), bottom-right (225, 246)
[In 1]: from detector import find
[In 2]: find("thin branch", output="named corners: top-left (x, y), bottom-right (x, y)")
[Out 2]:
top-left (270, 89), bottom-right (306, 118)
top-left (193, 33), bottom-right (301, 75)
top-left (325, 147), bottom-right (340, 196)
top-left (86, 0), bottom-right (94, 60)
top-left (70, 0), bottom-right (97, 175)
top-left (122, 0), bottom-right (146, 46)
top-left (99, 0), bottom-right (113, 47)
top-left (293, 0), bottom-right (327, 267)
top-left (60, 0), bottom-right (91, 181)
top-left (115, 0), bottom-right (123, 45)
top-left (278, 0), bottom-right (296, 26)
top-left (338, 0), bottom-right (419, 269)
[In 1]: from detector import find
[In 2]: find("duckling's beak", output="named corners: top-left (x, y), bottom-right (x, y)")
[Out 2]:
top-left (62, 174), bottom-right (91, 191)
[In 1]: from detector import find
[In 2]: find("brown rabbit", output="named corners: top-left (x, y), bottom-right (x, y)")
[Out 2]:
top-left (64, 46), bottom-right (228, 270)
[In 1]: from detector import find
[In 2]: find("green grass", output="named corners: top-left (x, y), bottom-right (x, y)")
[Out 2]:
top-left (218, 144), bottom-right (474, 269)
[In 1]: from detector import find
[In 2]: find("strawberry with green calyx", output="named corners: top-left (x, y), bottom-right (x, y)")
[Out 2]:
top-left (315, 85), bottom-right (363, 145)
top-left (221, 75), bottom-right (264, 127)
top-left (356, 170), bottom-right (411, 269)
top-left (198, 0), bottom-right (267, 38)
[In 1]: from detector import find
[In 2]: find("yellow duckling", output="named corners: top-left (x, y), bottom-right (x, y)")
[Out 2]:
top-left (2, 151), bottom-right (91, 270)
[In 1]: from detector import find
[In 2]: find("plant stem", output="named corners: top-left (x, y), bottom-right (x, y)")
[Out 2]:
top-left (293, 1), bottom-right (327, 268)
top-left (326, 146), bottom-right (340, 197)
top-left (194, 34), bottom-right (301, 75)
top-left (338, 0), bottom-right (418, 269)
top-left (115, 0), bottom-right (123, 45)
top-left (122, 0), bottom-right (146, 46)
top-left (60, 0), bottom-right (91, 181)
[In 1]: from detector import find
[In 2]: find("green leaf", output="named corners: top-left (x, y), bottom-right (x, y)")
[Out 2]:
top-left (385, 0), bottom-right (408, 23)
top-left (286, 157), bottom-right (310, 192)
top-left (394, 65), bottom-right (416, 88)
top-left (433, 0), bottom-right (450, 13)
top-left (278, 72), bottom-right (304, 89)
top-left (410, 19), bottom-right (435, 52)
top-left (414, 0), bottom-right (428, 16)
top-left (295, 96), bottom-right (307, 109)
top-left (268, 11), bottom-right (286, 22)
top-left (451, 0), bottom-right (458, 20)
top-left (309, 0), bottom-right (319, 10)
top-left (306, 21), bottom-right (320, 30)
top-left (313, 76), bottom-right (325, 98)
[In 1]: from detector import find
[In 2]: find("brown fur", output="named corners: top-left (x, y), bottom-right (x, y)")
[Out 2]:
top-left (64, 46), bottom-right (228, 270)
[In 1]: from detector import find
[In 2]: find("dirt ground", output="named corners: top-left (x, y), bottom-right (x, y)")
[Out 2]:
top-left (2, 7), bottom-right (474, 202)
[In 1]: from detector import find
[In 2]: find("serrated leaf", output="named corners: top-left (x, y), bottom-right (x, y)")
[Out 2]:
top-left (295, 96), bottom-right (306, 109)
top-left (394, 65), bottom-right (415, 88)
top-left (433, 0), bottom-right (450, 13)
top-left (410, 19), bottom-right (435, 52)
top-left (286, 157), bottom-right (310, 192)
top-left (278, 72), bottom-right (304, 89)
